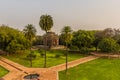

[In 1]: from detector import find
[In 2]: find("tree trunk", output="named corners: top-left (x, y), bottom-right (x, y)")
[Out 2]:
top-left (65, 43), bottom-right (68, 73)
top-left (30, 59), bottom-right (32, 67)
top-left (44, 36), bottom-right (47, 68)
top-left (44, 49), bottom-right (47, 68)
top-left (30, 40), bottom-right (32, 67)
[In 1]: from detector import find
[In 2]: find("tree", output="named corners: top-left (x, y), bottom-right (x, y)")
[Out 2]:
top-left (0, 25), bottom-right (29, 54)
top-left (23, 24), bottom-right (36, 50)
top-left (61, 26), bottom-right (73, 73)
top-left (72, 30), bottom-right (95, 50)
top-left (39, 14), bottom-right (53, 33)
top-left (33, 36), bottom-right (43, 45)
top-left (26, 52), bottom-right (36, 67)
top-left (39, 14), bottom-right (53, 68)
top-left (113, 29), bottom-right (120, 45)
top-left (23, 24), bottom-right (36, 67)
top-left (98, 38), bottom-right (120, 52)
top-left (93, 31), bottom-right (103, 51)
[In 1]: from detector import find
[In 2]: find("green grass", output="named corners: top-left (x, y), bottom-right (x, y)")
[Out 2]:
top-left (3, 50), bottom-right (86, 68)
top-left (59, 58), bottom-right (120, 80)
top-left (0, 66), bottom-right (9, 78)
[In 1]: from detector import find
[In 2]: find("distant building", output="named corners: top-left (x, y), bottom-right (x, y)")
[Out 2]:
top-left (43, 32), bottom-right (59, 48)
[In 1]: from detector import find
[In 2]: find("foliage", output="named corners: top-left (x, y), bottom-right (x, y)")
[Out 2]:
top-left (98, 38), bottom-right (120, 52)
top-left (39, 14), bottom-right (54, 68)
top-left (33, 36), bottom-right (43, 45)
top-left (80, 47), bottom-right (90, 54)
top-left (39, 14), bottom-right (53, 32)
top-left (93, 31), bottom-right (103, 51)
top-left (69, 45), bottom-right (79, 50)
top-left (23, 24), bottom-right (36, 46)
top-left (61, 26), bottom-right (73, 72)
top-left (40, 53), bottom-right (45, 57)
top-left (0, 25), bottom-right (29, 53)
top-left (26, 52), bottom-right (36, 67)
top-left (61, 26), bottom-right (73, 45)
top-left (72, 30), bottom-right (95, 49)
top-left (55, 54), bottom-right (61, 58)
top-left (26, 53), bottom-right (36, 60)
top-left (39, 49), bottom-right (45, 57)
top-left (93, 28), bottom-right (120, 50)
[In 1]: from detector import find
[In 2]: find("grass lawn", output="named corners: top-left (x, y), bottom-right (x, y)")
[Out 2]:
top-left (59, 58), bottom-right (120, 80)
top-left (0, 66), bottom-right (9, 78)
top-left (3, 50), bottom-right (86, 68)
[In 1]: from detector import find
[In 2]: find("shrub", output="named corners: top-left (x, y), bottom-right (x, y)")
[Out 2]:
top-left (40, 53), bottom-right (45, 57)
top-left (70, 45), bottom-right (79, 50)
top-left (38, 49), bottom-right (44, 53)
top-left (98, 38), bottom-right (120, 52)
top-left (80, 47), bottom-right (90, 54)
top-left (26, 53), bottom-right (36, 60)
top-left (38, 49), bottom-right (45, 57)
top-left (55, 54), bottom-right (61, 58)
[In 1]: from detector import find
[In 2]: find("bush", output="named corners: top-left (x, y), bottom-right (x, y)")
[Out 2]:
top-left (70, 45), bottom-right (79, 50)
top-left (14, 50), bottom-right (26, 54)
top-left (40, 53), bottom-right (45, 57)
top-left (55, 54), bottom-right (61, 58)
top-left (80, 47), bottom-right (90, 54)
top-left (38, 49), bottom-right (45, 57)
top-left (98, 38), bottom-right (120, 52)
top-left (0, 26), bottom-right (29, 53)
top-left (26, 53), bottom-right (36, 60)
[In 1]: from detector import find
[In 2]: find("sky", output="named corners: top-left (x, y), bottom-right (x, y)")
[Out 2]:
top-left (0, 0), bottom-right (120, 35)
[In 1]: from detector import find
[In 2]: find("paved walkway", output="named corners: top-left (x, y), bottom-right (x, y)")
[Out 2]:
top-left (50, 56), bottom-right (98, 71)
top-left (91, 52), bottom-right (120, 58)
top-left (0, 55), bottom-right (99, 80)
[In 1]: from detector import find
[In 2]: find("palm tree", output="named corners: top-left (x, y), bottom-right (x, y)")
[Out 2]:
top-left (61, 26), bottom-right (73, 73)
top-left (23, 24), bottom-right (36, 50)
top-left (23, 24), bottom-right (36, 67)
top-left (39, 14), bottom-right (53, 68)
top-left (39, 14), bottom-right (53, 33)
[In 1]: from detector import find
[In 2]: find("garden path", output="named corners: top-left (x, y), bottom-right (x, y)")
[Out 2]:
top-left (50, 56), bottom-right (99, 71)
top-left (91, 52), bottom-right (120, 58)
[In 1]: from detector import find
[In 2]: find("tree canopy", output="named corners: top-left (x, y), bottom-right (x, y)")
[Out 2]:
top-left (61, 26), bottom-right (73, 45)
top-left (98, 38), bottom-right (120, 52)
top-left (23, 24), bottom-right (36, 42)
top-left (72, 30), bottom-right (95, 49)
top-left (39, 14), bottom-right (53, 32)
top-left (0, 25), bottom-right (29, 53)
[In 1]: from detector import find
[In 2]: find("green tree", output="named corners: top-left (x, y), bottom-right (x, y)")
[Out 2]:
top-left (0, 25), bottom-right (29, 54)
top-left (61, 26), bottom-right (73, 73)
top-left (23, 24), bottom-right (36, 67)
top-left (39, 14), bottom-right (53, 33)
top-left (98, 38), bottom-right (120, 52)
top-left (33, 36), bottom-right (43, 45)
top-left (26, 52), bottom-right (36, 67)
top-left (72, 30), bottom-right (95, 49)
top-left (39, 14), bottom-right (53, 68)
top-left (93, 31), bottom-right (103, 51)
top-left (23, 24), bottom-right (36, 50)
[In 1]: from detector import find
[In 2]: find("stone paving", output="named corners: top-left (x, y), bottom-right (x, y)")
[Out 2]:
top-left (91, 52), bottom-right (120, 58)
top-left (50, 56), bottom-right (99, 71)
top-left (0, 55), bottom-right (99, 80)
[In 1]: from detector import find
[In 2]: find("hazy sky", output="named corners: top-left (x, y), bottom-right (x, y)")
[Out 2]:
top-left (0, 0), bottom-right (120, 35)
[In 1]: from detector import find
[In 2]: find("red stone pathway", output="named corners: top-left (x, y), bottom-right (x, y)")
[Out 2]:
top-left (50, 56), bottom-right (98, 71)
top-left (0, 56), bottom-right (99, 80)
